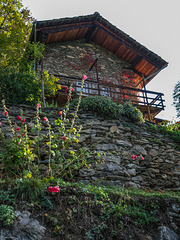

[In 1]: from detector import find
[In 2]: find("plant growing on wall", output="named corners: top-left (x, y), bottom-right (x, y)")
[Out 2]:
top-left (70, 96), bottom-right (144, 123)
top-left (0, 75), bottom-right (103, 180)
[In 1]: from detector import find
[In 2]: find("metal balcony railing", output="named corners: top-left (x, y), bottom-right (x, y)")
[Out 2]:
top-left (53, 74), bottom-right (165, 112)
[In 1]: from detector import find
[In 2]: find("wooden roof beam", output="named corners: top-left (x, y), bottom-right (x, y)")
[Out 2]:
top-left (85, 23), bottom-right (97, 42)
top-left (41, 23), bottom-right (92, 35)
top-left (129, 56), bottom-right (143, 69)
top-left (95, 23), bottom-right (165, 69)
top-left (37, 32), bottom-right (48, 44)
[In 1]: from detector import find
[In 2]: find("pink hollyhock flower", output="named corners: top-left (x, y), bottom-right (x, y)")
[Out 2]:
top-left (18, 142), bottom-right (20, 145)
top-left (22, 119), bottom-right (26, 124)
top-left (3, 111), bottom-right (8, 115)
top-left (37, 104), bottom-right (41, 108)
top-left (58, 111), bottom-right (62, 115)
top-left (131, 155), bottom-right (137, 160)
top-left (60, 136), bottom-right (66, 141)
top-left (43, 117), bottom-right (48, 122)
top-left (83, 75), bottom-right (87, 80)
top-left (141, 155), bottom-right (144, 160)
top-left (48, 186), bottom-right (60, 193)
top-left (0, 122), bottom-right (1, 125)
top-left (102, 158), bottom-right (105, 162)
top-left (16, 127), bottom-right (20, 130)
top-left (17, 115), bottom-right (22, 121)
top-left (71, 88), bottom-right (74, 91)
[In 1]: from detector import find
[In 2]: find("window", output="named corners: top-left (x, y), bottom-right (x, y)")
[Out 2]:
top-left (76, 82), bottom-right (89, 95)
top-left (101, 87), bottom-right (110, 97)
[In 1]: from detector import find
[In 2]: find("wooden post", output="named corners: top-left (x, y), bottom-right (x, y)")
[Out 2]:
top-left (142, 76), bottom-right (151, 121)
top-left (34, 22), bottom-right (37, 71)
top-left (89, 58), bottom-right (100, 96)
top-left (96, 62), bottom-right (100, 96)
top-left (41, 58), bottom-right (46, 107)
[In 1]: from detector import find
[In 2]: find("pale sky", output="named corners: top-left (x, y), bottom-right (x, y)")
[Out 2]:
top-left (22, 0), bottom-right (180, 122)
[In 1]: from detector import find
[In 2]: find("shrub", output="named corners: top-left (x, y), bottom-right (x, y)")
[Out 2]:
top-left (122, 101), bottom-right (144, 123)
top-left (0, 69), bottom-right (60, 106)
top-left (0, 70), bottom-right (42, 105)
top-left (70, 96), bottom-right (144, 123)
top-left (70, 96), bottom-right (123, 118)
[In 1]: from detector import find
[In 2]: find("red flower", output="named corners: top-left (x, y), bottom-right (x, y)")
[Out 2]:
top-left (48, 186), bottom-right (60, 193)
top-left (43, 117), bottom-right (48, 122)
top-left (60, 136), bottom-right (66, 141)
top-left (37, 104), bottom-right (41, 108)
top-left (58, 111), bottom-right (62, 115)
top-left (16, 127), bottom-right (20, 130)
top-left (141, 155), bottom-right (144, 160)
top-left (131, 155), bottom-right (137, 160)
top-left (22, 119), bottom-right (25, 124)
top-left (17, 115), bottom-right (22, 121)
top-left (3, 111), bottom-right (8, 115)
top-left (102, 158), bottom-right (105, 162)
top-left (83, 75), bottom-right (87, 80)
top-left (71, 88), bottom-right (74, 91)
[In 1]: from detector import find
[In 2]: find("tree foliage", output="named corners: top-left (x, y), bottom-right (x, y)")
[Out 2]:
top-left (0, 0), bottom-right (34, 69)
top-left (173, 81), bottom-right (180, 118)
top-left (0, 1), bottom-right (61, 106)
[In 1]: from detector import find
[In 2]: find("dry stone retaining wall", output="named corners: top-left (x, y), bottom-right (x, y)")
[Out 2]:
top-left (0, 104), bottom-right (180, 190)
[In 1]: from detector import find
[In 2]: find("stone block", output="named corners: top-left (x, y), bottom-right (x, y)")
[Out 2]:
top-left (79, 168), bottom-right (95, 177)
top-left (115, 140), bottom-right (132, 147)
top-left (149, 149), bottom-right (159, 157)
top-left (106, 163), bottom-right (121, 171)
top-left (110, 125), bottom-right (118, 133)
top-left (127, 169), bottom-right (136, 176)
top-left (105, 154), bottom-right (121, 164)
top-left (96, 143), bottom-right (118, 151)
top-left (131, 145), bottom-right (147, 155)
top-left (125, 181), bottom-right (139, 188)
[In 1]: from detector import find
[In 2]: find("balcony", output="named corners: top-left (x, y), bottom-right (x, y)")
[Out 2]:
top-left (51, 74), bottom-right (165, 121)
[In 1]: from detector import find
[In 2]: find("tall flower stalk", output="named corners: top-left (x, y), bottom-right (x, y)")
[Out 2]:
top-left (70, 75), bottom-right (87, 132)
top-left (2, 99), bottom-right (14, 135)
top-left (44, 117), bottom-right (52, 174)
top-left (63, 84), bottom-right (73, 122)
top-left (35, 104), bottom-right (42, 168)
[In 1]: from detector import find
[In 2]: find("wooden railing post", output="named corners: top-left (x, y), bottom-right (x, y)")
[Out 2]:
top-left (142, 76), bottom-right (152, 121)
top-left (95, 61), bottom-right (100, 96)
top-left (41, 58), bottom-right (46, 108)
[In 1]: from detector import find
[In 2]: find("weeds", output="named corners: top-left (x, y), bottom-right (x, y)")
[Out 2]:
top-left (14, 178), bottom-right (46, 202)
top-left (146, 122), bottom-right (180, 145)
top-left (0, 205), bottom-right (16, 227)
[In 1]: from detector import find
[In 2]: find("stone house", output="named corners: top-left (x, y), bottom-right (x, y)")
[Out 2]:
top-left (30, 12), bottom-right (168, 121)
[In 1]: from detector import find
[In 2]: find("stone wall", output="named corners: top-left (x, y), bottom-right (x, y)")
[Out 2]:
top-left (0, 104), bottom-right (180, 190)
top-left (41, 39), bottom-right (130, 81)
